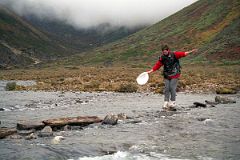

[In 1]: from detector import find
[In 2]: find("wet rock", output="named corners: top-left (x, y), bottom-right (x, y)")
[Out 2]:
top-left (38, 126), bottom-right (53, 137)
top-left (63, 125), bottom-right (71, 131)
top-left (25, 133), bottom-right (37, 140)
top-left (193, 102), bottom-right (207, 108)
top-left (51, 136), bottom-right (64, 144)
top-left (203, 119), bottom-right (214, 125)
top-left (43, 116), bottom-right (102, 127)
top-left (17, 121), bottom-right (45, 130)
top-left (125, 120), bottom-right (142, 124)
top-left (0, 128), bottom-right (17, 139)
top-left (215, 96), bottom-right (236, 104)
top-left (205, 100), bottom-right (219, 105)
top-left (9, 134), bottom-right (22, 139)
top-left (196, 117), bottom-right (208, 121)
top-left (18, 129), bottom-right (35, 136)
top-left (117, 113), bottom-right (127, 120)
top-left (75, 99), bottom-right (84, 104)
top-left (102, 114), bottom-right (118, 125)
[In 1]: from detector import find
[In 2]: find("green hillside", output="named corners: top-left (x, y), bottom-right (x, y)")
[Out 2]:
top-left (65, 0), bottom-right (240, 67)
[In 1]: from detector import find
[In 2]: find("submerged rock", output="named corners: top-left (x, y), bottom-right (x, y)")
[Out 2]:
top-left (25, 133), bottom-right (37, 140)
top-left (38, 126), bottom-right (53, 137)
top-left (215, 96), bottom-right (236, 104)
top-left (102, 114), bottom-right (118, 125)
top-left (0, 128), bottom-right (17, 139)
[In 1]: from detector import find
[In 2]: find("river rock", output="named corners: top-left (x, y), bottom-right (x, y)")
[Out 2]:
top-left (17, 121), bottom-right (45, 130)
top-left (38, 126), bottom-right (53, 137)
top-left (18, 129), bottom-right (36, 136)
top-left (9, 134), bottom-right (22, 139)
top-left (43, 116), bottom-right (102, 127)
top-left (51, 136), bottom-right (64, 144)
top-left (205, 100), bottom-right (218, 105)
top-left (215, 96), bottom-right (236, 104)
top-left (63, 125), bottom-right (71, 131)
top-left (117, 113), bottom-right (127, 120)
top-left (193, 102), bottom-right (207, 108)
top-left (102, 114), bottom-right (118, 125)
top-left (0, 128), bottom-right (17, 139)
top-left (25, 133), bottom-right (37, 140)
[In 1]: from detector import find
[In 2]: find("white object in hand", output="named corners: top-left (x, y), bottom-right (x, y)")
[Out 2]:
top-left (136, 72), bottom-right (149, 85)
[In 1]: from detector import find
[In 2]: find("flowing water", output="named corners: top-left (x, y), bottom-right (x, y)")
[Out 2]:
top-left (0, 82), bottom-right (240, 160)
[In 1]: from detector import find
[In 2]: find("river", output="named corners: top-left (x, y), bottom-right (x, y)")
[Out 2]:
top-left (0, 88), bottom-right (239, 160)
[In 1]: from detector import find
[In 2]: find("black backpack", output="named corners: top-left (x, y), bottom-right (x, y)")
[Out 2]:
top-left (159, 52), bottom-right (181, 79)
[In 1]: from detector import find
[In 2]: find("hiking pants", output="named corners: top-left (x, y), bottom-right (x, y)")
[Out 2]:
top-left (164, 78), bottom-right (178, 101)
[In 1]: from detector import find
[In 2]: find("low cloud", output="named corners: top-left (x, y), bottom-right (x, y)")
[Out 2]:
top-left (0, 0), bottom-right (197, 29)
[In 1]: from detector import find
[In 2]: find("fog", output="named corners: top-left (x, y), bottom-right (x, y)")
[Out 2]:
top-left (0, 0), bottom-right (197, 29)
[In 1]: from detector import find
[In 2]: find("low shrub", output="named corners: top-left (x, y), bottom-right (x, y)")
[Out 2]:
top-left (5, 82), bottom-right (17, 91)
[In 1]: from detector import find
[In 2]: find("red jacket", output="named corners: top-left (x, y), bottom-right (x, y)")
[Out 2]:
top-left (152, 51), bottom-right (186, 79)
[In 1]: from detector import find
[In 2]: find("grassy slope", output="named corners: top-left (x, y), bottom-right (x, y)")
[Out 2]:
top-left (63, 0), bottom-right (240, 67)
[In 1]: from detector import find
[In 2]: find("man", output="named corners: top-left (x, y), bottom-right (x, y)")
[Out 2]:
top-left (147, 45), bottom-right (197, 110)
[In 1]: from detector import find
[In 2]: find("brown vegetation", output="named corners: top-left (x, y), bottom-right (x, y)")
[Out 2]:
top-left (0, 65), bottom-right (239, 93)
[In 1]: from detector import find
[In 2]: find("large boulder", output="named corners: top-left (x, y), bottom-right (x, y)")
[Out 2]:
top-left (38, 126), bottom-right (53, 137)
top-left (102, 114), bottom-right (118, 125)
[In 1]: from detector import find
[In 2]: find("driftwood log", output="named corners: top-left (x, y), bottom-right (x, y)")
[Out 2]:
top-left (0, 128), bottom-right (17, 139)
top-left (42, 116), bottom-right (102, 127)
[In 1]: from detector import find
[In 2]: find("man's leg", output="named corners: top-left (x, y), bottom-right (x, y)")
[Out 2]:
top-left (164, 79), bottom-right (170, 102)
top-left (169, 78), bottom-right (178, 102)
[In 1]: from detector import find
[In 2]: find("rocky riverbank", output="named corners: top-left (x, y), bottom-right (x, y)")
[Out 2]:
top-left (0, 90), bottom-right (239, 160)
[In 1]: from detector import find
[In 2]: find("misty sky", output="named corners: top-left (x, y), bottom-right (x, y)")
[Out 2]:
top-left (0, 0), bottom-right (198, 29)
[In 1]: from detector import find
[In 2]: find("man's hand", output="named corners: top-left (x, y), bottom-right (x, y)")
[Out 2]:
top-left (147, 69), bottom-right (153, 74)
top-left (185, 49), bottom-right (198, 55)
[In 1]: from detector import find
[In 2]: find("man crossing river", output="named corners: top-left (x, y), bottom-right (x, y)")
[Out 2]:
top-left (147, 45), bottom-right (197, 111)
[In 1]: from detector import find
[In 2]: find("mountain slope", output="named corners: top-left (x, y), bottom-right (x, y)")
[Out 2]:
top-left (0, 5), bottom-right (144, 68)
top-left (66, 0), bottom-right (240, 66)
top-left (24, 16), bottom-right (144, 52)
top-left (0, 5), bottom-right (73, 68)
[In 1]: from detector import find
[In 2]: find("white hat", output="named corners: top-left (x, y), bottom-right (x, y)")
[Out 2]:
top-left (136, 72), bottom-right (149, 85)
